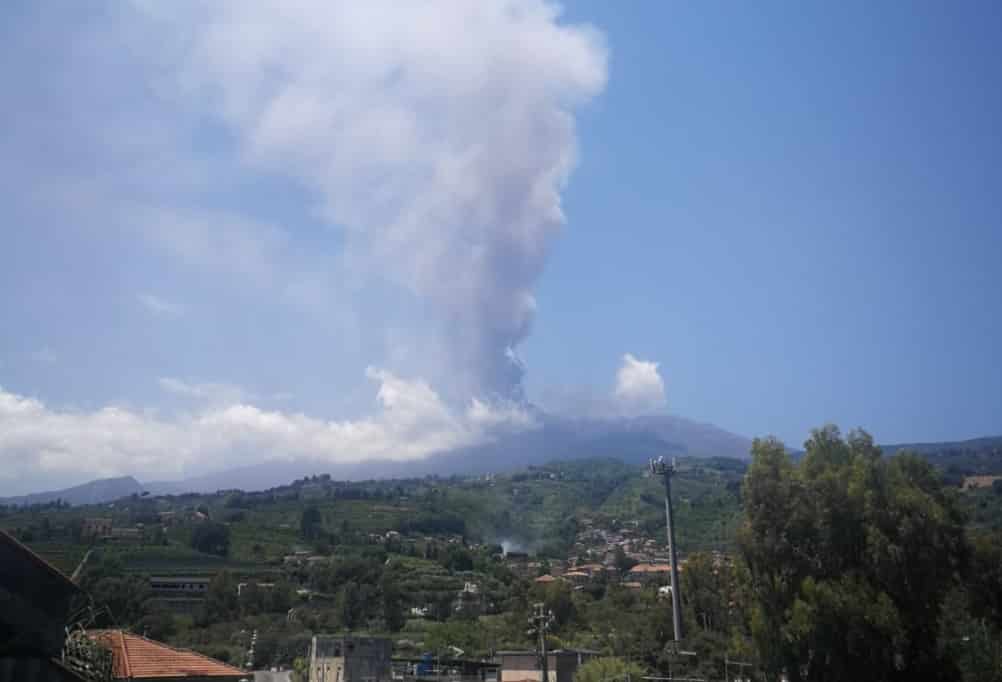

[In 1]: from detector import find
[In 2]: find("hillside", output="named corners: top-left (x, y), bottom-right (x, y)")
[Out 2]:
top-left (884, 436), bottom-right (1002, 485)
top-left (0, 475), bottom-right (144, 507)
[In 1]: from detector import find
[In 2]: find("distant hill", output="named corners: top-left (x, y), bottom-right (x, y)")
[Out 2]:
top-left (882, 436), bottom-right (1002, 457)
top-left (0, 475), bottom-right (144, 507)
top-left (141, 413), bottom-right (752, 494)
top-left (882, 436), bottom-right (1002, 485)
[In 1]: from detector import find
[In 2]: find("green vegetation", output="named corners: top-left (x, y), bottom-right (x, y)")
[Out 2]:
top-left (575, 657), bottom-right (647, 682)
top-left (6, 432), bottom-right (1002, 681)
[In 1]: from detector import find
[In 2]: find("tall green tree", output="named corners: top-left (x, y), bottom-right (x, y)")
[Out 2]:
top-left (337, 581), bottom-right (364, 630)
top-left (300, 505), bottom-right (323, 541)
top-left (738, 426), bottom-right (968, 682)
top-left (190, 521), bottom-right (230, 557)
top-left (381, 576), bottom-right (406, 632)
top-left (202, 571), bottom-right (239, 623)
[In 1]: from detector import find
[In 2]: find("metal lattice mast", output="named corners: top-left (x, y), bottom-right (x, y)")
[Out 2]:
top-left (650, 457), bottom-right (683, 643)
top-left (528, 602), bottom-right (554, 682)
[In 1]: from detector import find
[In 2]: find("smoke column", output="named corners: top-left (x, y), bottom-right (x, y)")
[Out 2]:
top-left (157, 0), bottom-right (608, 398)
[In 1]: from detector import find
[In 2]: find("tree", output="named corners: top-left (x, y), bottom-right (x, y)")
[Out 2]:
top-left (738, 426), bottom-right (968, 682)
top-left (300, 505), bottom-right (323, 541)
top-left (381, 576), bottom-right (406, 632)
top-left (136, 603), bottom-right (176, 641)
top-left (201, 571), bottom-right (238, 624)
top-left (337, 581), bottom-right (364, 630)
top-left (541, 581), bottom-right (576, 630)
top-left (440, 544), bottom-right (474, 572)
top-left (575, 657), bottom-right (646, 682)
top-left (190, 521), bottom-right (230, 557)
top-left (614, 545), bottom-right (638, 574)
top-left (87, 575), bottom-right (152, 627)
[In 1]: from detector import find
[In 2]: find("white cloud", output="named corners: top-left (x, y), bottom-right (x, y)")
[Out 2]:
top-left (137, 293), bottom-right (185, 317)
top-left (613, 353), bottom-right (668, 416)
top-left (0, 371), bottom-right (537, 494)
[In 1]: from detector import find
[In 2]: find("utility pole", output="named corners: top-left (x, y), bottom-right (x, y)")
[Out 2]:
top-left (527, 603), bottom-right (554, 682)
top-left (650, 457), bottom-right (683, 644)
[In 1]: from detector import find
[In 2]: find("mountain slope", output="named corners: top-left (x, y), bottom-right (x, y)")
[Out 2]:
top-left (142, 413), bottom-right (752, 494)
top-left (0, 475), bottom-right (144, 506)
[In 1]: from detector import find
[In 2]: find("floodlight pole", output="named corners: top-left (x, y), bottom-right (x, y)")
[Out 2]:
top-left (650, 457), bottom-right (683, 643)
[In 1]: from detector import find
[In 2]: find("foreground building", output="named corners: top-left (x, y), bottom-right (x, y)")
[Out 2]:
top-left (0, 529), bottom-right (91, 682)
top-left (308, 636), bottom-right (391, 682)
top-left (88, 630), bottom-right (245, 682)
top-left (497, 650), bottom-right (596, 682)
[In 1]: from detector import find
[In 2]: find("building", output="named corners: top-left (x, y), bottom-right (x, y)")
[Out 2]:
top-left (88, 630), bottom-right (245, 682)
top-left (108, 528), bottom-right (142, 545)
top-left (0, 529), bottom-right (92, 682)
top-left (561, 571), bottom-right (589, 586)
top-left (83, 518), bottom-right (113, 540)
top-left (497, 650), bottom-right (596, 682)
top-left (148, 576), bottom-right (211, 612)
top-left (569, 563), bottom-right (604, 578)
top-left (625, 563), bottom-right (671, 584)
top-left (308, 636), bottom-right (391, 682)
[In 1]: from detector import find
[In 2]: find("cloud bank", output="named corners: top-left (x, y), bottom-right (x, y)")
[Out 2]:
top-left (0, 0), bottom-right (610, 493)
top-left (0, 371), bottom-right (534, 492)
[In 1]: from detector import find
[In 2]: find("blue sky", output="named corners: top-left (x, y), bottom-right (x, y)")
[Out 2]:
top-left (532, 0), bottom-right (1002, 442)
top-left (1, 1), bottom-right (1000, 493)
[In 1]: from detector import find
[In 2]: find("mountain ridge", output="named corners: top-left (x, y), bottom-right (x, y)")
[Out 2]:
top-left (0, 475), bottom-right (144, 507)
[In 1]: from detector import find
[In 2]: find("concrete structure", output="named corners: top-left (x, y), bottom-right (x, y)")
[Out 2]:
top-left (148, 576), bottom-right (211, 612)
top-left (497, 651), bottom-right (595, 682)
top-left (82, 518), bottom-right (113, 540)
top-left (308, 636), bottom-right (392, 682)
top-left (108, 528), bottom-right (142, 544)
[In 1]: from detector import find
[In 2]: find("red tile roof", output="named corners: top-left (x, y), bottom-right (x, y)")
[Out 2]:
top-left (88, 630), bottom-right (245, 679)
top-left (628, 563), bottom-right (672, 573)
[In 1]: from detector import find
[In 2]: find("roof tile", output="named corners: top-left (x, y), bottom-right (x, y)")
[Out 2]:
top-left (89, 630), bottom-right (245, 679)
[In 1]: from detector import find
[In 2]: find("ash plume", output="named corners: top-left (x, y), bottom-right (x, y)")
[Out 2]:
top-left (154, 0), bottom-right (608, 399)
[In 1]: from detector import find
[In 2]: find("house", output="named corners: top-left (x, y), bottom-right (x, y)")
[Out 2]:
top-left (88, 630), bottom-right (245, 682)
top-left (625, 563), bottom-right (672, 584)
top-left (497, 650), bottom-right (596, 682)
top-left (533, 575), bottom-right (557, 585)
top-left (561, 571), bottom-right (589, 586)
top-left (0, 529), bottom-right (92, 682)
top-left (307, 636), bottom-right (392, 682)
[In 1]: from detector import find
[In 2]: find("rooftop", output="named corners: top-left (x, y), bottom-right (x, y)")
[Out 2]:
top-left (88, 630), bottom-right (245, 679)
top-left (628, 563), bottom-right (672, 573)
